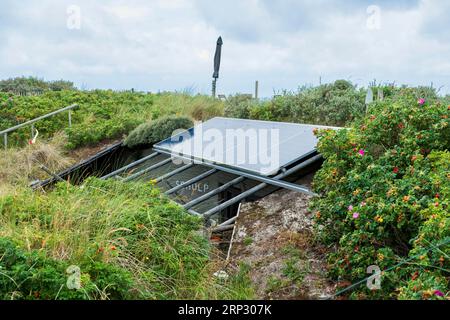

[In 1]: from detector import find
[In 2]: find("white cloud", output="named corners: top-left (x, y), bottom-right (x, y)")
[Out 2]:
top-left (0, 0), bottom-right (449, 96)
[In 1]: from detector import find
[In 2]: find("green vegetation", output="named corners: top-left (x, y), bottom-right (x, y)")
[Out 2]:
top-left (0, 76), bottom-right (76, 93)
top-left (243, 236), bottom-right (253, 246)
top-left (150, 92), bottom-right (224, 122)
top-left (0, 90), bottom-right (223, 149)
top-left (311, 88), bottom-right (449, 299)
top-left (0, 178), bottom-right (251, 299)
top-left (224, 80), bottom-right (366, 126)
top-left (266, 276), bottom-right (290, 294)
top-left (222, 263), bottom-right (255, 300)
top-left (124, 116), bottom-right (194, 148)
top-left (0, 238), bottom-right (135, 300)
top-left (1, 78), bottom-right (449, 300)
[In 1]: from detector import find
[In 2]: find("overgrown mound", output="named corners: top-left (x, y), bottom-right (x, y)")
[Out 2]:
top-left (312, 89), bottom-right (449, 299)
top-left (123, 116), bottom-right (193, 148)
top-left (0, 178), bottom-right (224, 299)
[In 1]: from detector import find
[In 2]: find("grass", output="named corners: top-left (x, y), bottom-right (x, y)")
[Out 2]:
top-left (266, 276), bottom-right (289, 294)
top-left (0, 133), bottom-right (73, 191)
top-left (151, 93), bottom-right (224, 121)
top-left (0, 178), bottom-right (253, 299)
top-left (282, 258), bottom-right (306, 284)
top-left (243, 236), bottom-right (253, 246)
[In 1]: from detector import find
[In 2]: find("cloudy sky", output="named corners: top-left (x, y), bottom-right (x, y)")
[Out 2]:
top-left (1, 0), bottom-right (449, 96)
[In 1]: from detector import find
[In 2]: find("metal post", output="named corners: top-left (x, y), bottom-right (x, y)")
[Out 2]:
top-left (68, 110), bottom-right (72, 127)
top-left (226, 203), bottom-right (242, 262)
top-left (0, 104), bottom-right (79, 146)
top-left (3, 133), bottom-right (7, 149)
top-left (122, 158), bottom-right (172, 182)
top-left (255, 80), bottom-right (259, 99)
top-left (101, 152), bottom-right (160, 180)
top-left (31, 124), bottom-right (35, 140)
top-left (212, 79), bottom-right (217, 98)
top-left (183, 176), bottom-right (245, 209)
top-left (154, 163), bottom-right (194, 183)
top-left (165, 169), bottom-right (217, 195)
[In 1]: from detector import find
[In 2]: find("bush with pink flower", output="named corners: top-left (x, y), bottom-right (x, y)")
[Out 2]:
top-left (311, 89), bottom-right (449, 299)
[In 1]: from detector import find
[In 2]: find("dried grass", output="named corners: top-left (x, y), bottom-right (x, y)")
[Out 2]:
top-left (0, 132), bottom-right (74, 188)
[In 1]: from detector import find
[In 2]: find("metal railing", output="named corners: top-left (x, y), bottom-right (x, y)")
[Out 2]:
top-left (1, 104), bottom-right (79, 149)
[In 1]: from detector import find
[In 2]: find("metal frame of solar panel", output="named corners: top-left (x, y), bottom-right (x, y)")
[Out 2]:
top-left (101, 118), bottom-right (340, 221)
top-left (153, 117), bottom-right (338, 177)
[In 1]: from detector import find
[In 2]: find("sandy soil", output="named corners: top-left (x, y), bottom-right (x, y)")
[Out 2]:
top-left (228, 173), bottom-right (336, 300)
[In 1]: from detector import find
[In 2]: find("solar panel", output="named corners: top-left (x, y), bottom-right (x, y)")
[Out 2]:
top-left (153, 117), bottom-right (340, 176)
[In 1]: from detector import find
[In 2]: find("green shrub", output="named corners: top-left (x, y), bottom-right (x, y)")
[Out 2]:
top-left (124, 115), bottom-right (194, 148)
top-left (311, 91), bottom-right (449, 299)
top-left (0, 237), bottom-right (135, 300)
top-left (0, 90), bottom-right (155, 148)
top-left (224, 80), bottom-right (366, 126)
top-left (224, 94), bottom-right (254, 119)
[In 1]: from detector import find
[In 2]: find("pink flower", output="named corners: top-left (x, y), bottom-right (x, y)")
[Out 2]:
top-left (358, 149), bottom-right (365, 156)
top-left (360, 202), bottom-right (367, 207)
top-left (434, 290), bottom-right (444, 297)
top-left (348, 205), bottom-right (354, 211)
top-left (353, 212), bottom-right (360, 219)
top-left (418, 98), bottom-right (426, 105)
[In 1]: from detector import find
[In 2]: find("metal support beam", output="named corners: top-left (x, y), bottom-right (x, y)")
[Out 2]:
top-left (122, 157), bottom-right (171, 182)
top-left (68, 110), bottom-right (72, 127)
top-left (188, 209), bottom-right (202, 216)
top-left (155, 163), bottom-right (194, 183)
top-left (183, 176), bottom-right (245, 210)
top-left (38, 165), bottom-right (65, 182)
top-left (217, 216), bottom-right (237, 227)
top-left (165, 169), bottom-right (217, 195)
top-left (154, 148), bottom-right (315, 194)
top-left (203, 155), bottom-right (322, 219)
top-left (212, 224), bottom-right (235, 233)
top-left (101, 152), bottom-right (160, 180)
top-left (187, 209), bottom-right (202, 217)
